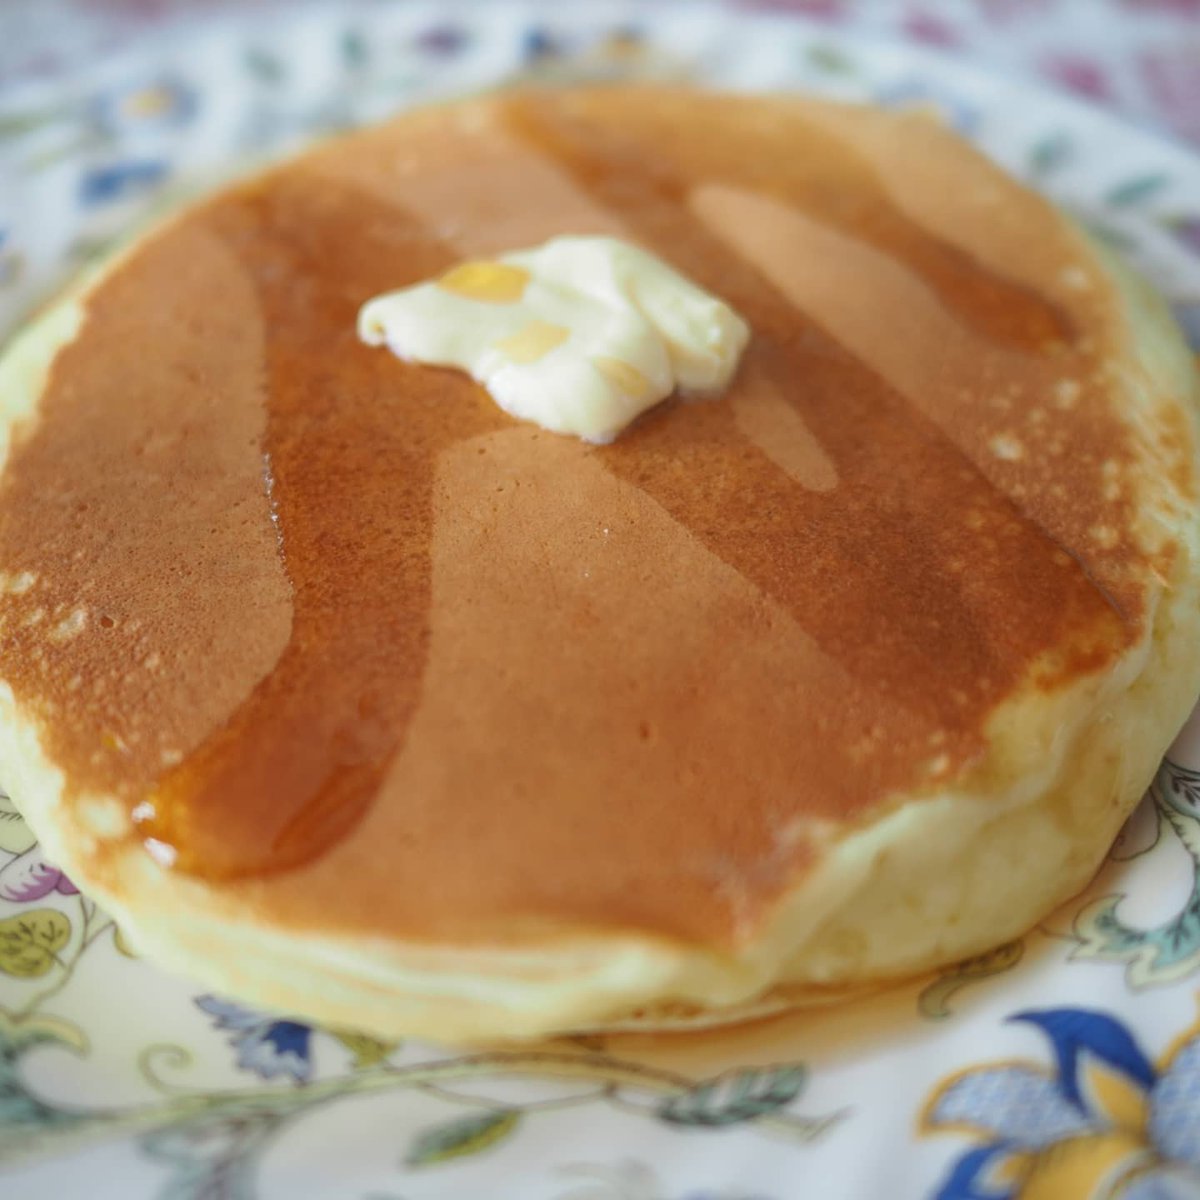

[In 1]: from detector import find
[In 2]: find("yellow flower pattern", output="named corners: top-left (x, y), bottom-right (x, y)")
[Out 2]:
top-left (923, 1007), bottom-right (1200, 1198)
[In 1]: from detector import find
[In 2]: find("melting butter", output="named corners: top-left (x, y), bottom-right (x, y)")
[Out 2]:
top-left (357, 236), bottom-right (750, 443)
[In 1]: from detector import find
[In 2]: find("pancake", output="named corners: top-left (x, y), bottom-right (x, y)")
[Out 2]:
top-left (1, 87), bottom-right (1198, 1042)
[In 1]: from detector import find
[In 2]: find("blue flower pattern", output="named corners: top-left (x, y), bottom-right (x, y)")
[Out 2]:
top-left (873, 78), bottom-right (981, 132)
top-left (78, 160), bottom-right (168, 208)
top-left (926, 1008), bottom-right (1200, 1199)
top-left (195, 996), bottom-right (314, 1084)
top-left (1153, 1037), bottom-right (1200, 1167)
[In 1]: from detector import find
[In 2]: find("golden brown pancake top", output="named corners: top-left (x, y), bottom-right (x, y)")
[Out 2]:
top-left (0, 89), bottom-right (1163, 946)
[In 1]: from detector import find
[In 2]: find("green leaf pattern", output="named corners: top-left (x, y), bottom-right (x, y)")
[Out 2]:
top-left (329, 1029), bottom-right (398, 1069)
top-left (0, 794), bottom-right (35, 857)
top-left (406, 1109), bottom-right (521, 1168)
top-left (918, 941), bottom-right (1025, 1020)
top-left (659, 1066), bottom-right (807, 1127)
top-left (1028, 131), bottom-right (1073, 177)
top-left (0, 910), bottom-right (70, 979)
top-left (1104, 172), bottom-right (1170, 207)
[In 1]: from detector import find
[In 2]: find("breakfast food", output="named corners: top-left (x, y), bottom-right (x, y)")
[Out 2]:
top-left (0, 87), bottom-right (1197, 1042)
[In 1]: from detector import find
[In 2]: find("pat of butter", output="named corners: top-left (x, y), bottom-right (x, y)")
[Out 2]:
top-left (357, 236), bottom-right (750, 443)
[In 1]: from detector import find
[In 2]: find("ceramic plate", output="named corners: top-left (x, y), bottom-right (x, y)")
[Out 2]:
top-left (3, 3), bottom-right (1200, 1197)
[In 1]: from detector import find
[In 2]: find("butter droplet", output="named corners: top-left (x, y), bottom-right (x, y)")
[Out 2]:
top-left (101, 730), bottom-right (129, 754)
top-left (438, 261), bottom-right (530, 304)
top-left (592, 356), bottom-right (654, 401)
top-left (81, 798), bottom-right (129, 839)
top-left (0, 570), bottom-right (36, 595)
top-left (1054, 379), bottom-right (1081, 409)
top-left (495, 320), bottom-right (570, 364)
top-left (50, 607), bottom-right (88, 642)
top-left (143, 837), bottom-right (177, 868)
top-left (989, 433), bottom-right (1024, 462)
top-left (1060, 265), bottom-right (1090, 292)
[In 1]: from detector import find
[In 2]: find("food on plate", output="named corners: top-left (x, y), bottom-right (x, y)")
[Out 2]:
top-left (1, 87), bottom-right (1197, 1042)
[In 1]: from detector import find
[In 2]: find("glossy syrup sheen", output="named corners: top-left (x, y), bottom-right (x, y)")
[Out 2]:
top-left (0, 90), bottom-right (1146, 938)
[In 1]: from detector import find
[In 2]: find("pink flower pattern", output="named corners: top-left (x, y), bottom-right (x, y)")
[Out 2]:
top-left (3, 0), bottom-right (1199, 148)
top-left (729, 0), bottom-right (1200, 148)
top-left (1040, 53), bottom-right (1117, 102)
top-left (902, 9), bottom-right (964, 48)
top-left (1141, 46), bottom-right (1200, 143)
top-left (0, 845), bottom-right (78, 902)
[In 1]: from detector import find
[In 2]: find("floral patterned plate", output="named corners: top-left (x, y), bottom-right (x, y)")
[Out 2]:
top-left (3, 3), bottom-right (1200, 1198)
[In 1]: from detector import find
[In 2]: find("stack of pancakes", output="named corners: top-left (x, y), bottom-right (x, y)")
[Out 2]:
top-left (1, 88), bottom-right (1197, 1041)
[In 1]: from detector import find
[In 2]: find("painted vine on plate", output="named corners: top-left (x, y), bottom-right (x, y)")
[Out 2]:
top-left (1071, 758), bottom-right (1200, 988)
top-left (0, 997), bottom-right (837, 1194)
top-left (0, 794), bottom-right (838, 1195)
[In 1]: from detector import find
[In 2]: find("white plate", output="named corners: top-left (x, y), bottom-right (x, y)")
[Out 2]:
top-left (3, 4), bottom-right (1200, 1197)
